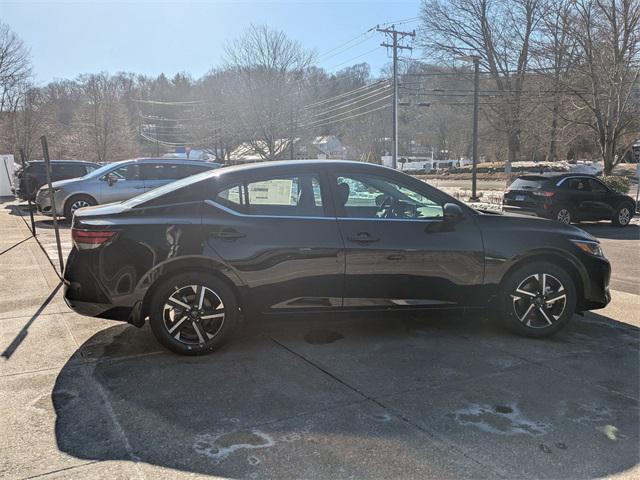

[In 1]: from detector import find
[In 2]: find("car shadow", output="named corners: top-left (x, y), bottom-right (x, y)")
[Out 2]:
top-left (578, 222), bottom-right (640, 240)
top-left (51, 311), bottom-right (640, 478)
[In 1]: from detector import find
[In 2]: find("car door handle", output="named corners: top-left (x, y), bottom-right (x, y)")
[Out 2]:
top-left (346, 233), bottom-right (380, 245)
top-left (134, 186), bottom-right (145, 189)
top-left (210, 229), bottom-right (246, 240)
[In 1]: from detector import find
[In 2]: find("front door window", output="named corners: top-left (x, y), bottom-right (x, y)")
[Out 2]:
top-left (336, 174), bottom-right (443, 219)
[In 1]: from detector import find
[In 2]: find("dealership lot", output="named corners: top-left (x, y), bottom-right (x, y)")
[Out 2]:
top-left (1, 200), bottom-right (638, 479)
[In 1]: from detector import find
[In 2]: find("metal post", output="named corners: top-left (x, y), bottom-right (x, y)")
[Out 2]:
top-left (19, 148), bottom-right (36, 236)
top-left (40, 136), bottom-right (64, 273)
top-left (469, 57), bottom-right (480, 202)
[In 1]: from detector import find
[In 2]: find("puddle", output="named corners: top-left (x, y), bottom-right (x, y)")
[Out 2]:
top-left (448, 402), bottom-right (550, 436)
top-left (193, 429), bottom-right (274, 461)
top-left (304, 329), bottom-right (344, 345)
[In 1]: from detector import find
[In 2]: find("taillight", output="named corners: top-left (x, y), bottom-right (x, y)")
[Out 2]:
top-left (533, 191), bottom-right (555, 197)
top-left (71, 229), bottom-right (117, 250)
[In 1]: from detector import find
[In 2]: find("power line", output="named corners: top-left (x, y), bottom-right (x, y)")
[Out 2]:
top-left (305, 93), bottom-right (392, 127)
top-left (304, 104), bottom-right (390, 129)
top-left (311, 84), bottom-right (391, 117)
top-left (328, 46), bottom-right (381, 71)
top-left (304, 79), bottom-right (389, 109)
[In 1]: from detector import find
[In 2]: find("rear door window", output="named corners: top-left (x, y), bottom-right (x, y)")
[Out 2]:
top-left (588, 179), bottom-right (608, 193)
top-left (215, 173), bottom-right (325, 217)
top-left (140, 163), bottom-right (167, 181)
top-left (564, 178), bottom-right (590, 191)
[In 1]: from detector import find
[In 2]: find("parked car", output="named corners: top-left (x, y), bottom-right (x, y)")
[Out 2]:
top-left (36, 158), bottom-right (221, 219)
top-left (63, 160), bottom-right (611, 355)
top-left (12, 160), bottom-right (100, 201)
top-left (503, 174), bottom-right (635, 227)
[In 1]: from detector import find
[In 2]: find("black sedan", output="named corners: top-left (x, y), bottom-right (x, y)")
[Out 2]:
top-left (64, 161), bottom-right (611, 355)
top-left (503, 174), bottom-right (635, 226)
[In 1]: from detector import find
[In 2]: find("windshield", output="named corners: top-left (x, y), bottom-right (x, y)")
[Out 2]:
top-left (122, 169), bottom-right (217, 207)
top-left (508, 177), bottom-right (548, 190)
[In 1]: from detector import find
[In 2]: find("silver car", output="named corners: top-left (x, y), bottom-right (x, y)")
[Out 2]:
top-left (36, 158), bottom-right (220, 219)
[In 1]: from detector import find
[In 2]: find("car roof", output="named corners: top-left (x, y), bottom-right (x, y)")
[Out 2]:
top-left (27, 160), bottom-right (98, 165)
top-left (103, 158), bottom-right (218, 167)
top-left (212, 159), bottom-right (393, 176)
top-left (516, 173), bottom-right (601, 181)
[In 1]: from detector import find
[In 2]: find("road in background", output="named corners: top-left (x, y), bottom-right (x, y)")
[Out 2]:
top-left (580, 222), bottom-right (640, 295)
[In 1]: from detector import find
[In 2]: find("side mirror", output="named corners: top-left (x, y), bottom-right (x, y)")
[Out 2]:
top-left (443, 202), bottom-right (464, 223)
top-left (105, 173), bottom-right (117, 186)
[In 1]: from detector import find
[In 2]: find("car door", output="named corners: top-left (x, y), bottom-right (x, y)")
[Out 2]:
top-left (586, 178), bottom-right (615, 219)
top-left (329, 168), bottom-right (485, 309)
top-left (100, 163), bottom-right (146, 203)
top-left (561, 177), bottom-right (593, 220)
top-left (140, 163), bottom-right (171, 192)
top-left (202, 169), bottom-right (344, 315)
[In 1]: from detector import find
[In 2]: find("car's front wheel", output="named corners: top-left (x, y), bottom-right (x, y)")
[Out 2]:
top-left (612, 203), bottom-right (633, 227)
top-left (498, 261), bottom-right (576, 338)
top-left (64, 194), bottom-right (96, 219)
top-left (149, 272), bottom-right (238, 355)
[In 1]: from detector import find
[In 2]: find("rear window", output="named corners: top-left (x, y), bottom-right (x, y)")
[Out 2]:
top-left (509, 177), bottom-right (548, 190)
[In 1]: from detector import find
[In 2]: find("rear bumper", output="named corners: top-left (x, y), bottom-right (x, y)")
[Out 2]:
top-left (502, 199), bottom-right (548, 216)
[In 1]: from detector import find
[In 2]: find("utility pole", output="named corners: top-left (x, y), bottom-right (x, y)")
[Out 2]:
top-left (378, 25), bottom-right (415, 170)
top-left (470, 56), bottom-right (480, 202)
top-left (457, 55), bottom-right (481, 201)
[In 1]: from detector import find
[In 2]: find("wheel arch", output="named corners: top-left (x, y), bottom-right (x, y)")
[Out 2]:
top-left (139, 258), bottom-right (245, 324)
top-left (498, 250), bottom-right (588, 308)
top-left (62, 192), bottom-right (98, 215)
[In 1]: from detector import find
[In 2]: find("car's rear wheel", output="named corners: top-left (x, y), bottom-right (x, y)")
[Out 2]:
top-left (149, 272), bottom-right (238, 355)
top-left (553, 205), bottom-right (572, 225)
top-left (64, 194), bottom-right (96, 219)
top-left (612, 203), bottom-right (633, 227)
top-left (498, 261), bottom-right (576, 338)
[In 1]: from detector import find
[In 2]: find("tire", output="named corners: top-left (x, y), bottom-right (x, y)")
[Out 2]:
top-left (612, 203), bottom-right (633, 227)
top-left (498, 261), bottom-right (576, 338)
top-left (148, 272), bottom-right (238, 355)
top-left (552, 205), bottom-right (573, 225)
top-left (63, 194), bottom-right (96, 219)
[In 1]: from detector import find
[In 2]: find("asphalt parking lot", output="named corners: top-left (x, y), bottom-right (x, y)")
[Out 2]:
top-left (1, 199), bottom-right (639, 479)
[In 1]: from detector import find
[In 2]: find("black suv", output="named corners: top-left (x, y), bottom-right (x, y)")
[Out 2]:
top-left (503, 174), bottom-right (635, 227)
top-left (12, 160), bottom-right (100, 201)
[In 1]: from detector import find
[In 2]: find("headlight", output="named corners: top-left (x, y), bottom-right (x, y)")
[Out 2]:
top-left (571, 239), bottom-right (604, 258)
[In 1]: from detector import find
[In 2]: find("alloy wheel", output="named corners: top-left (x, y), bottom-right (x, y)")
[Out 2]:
top-left (510, 273), bottom-right (567, 328)
top-left (162, 285), bottom-right (225, 345)
top-left (556, 208), bottom-right (571, 224)
top-left (618, 207), bottom-right (631, 226)
top-left (70, 199), bottom-right (91, 214)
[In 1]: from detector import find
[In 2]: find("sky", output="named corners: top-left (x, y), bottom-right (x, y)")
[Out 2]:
top-left (1, 0), bottom-right (421, 86)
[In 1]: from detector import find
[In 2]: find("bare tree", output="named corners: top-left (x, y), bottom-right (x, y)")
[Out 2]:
top-left (75, 73), bottom-right (136, 163)
top-left (419, 0), bottom-right (543, 163)
top-left (0, 22), bottom-right (31, 112)
top-left (223, 25), bottom-right (315, 160)
top-left (533, 0), bottom-right (579, 161)
top-left (562, 0), bottom-right (640, 173)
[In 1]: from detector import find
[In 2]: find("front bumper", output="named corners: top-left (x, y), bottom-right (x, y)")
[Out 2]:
top-left (36, 190), bottom-right (66, 216)
top-left (577, 253), bottom-right (611, 311)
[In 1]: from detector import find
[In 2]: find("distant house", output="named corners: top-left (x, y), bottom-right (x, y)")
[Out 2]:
top-left (298, 136), bottom-right (345, 160)
top-left (229, 136), bottom-right (346, 163)
top-left (228, 140), bottom-right (293, 163)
